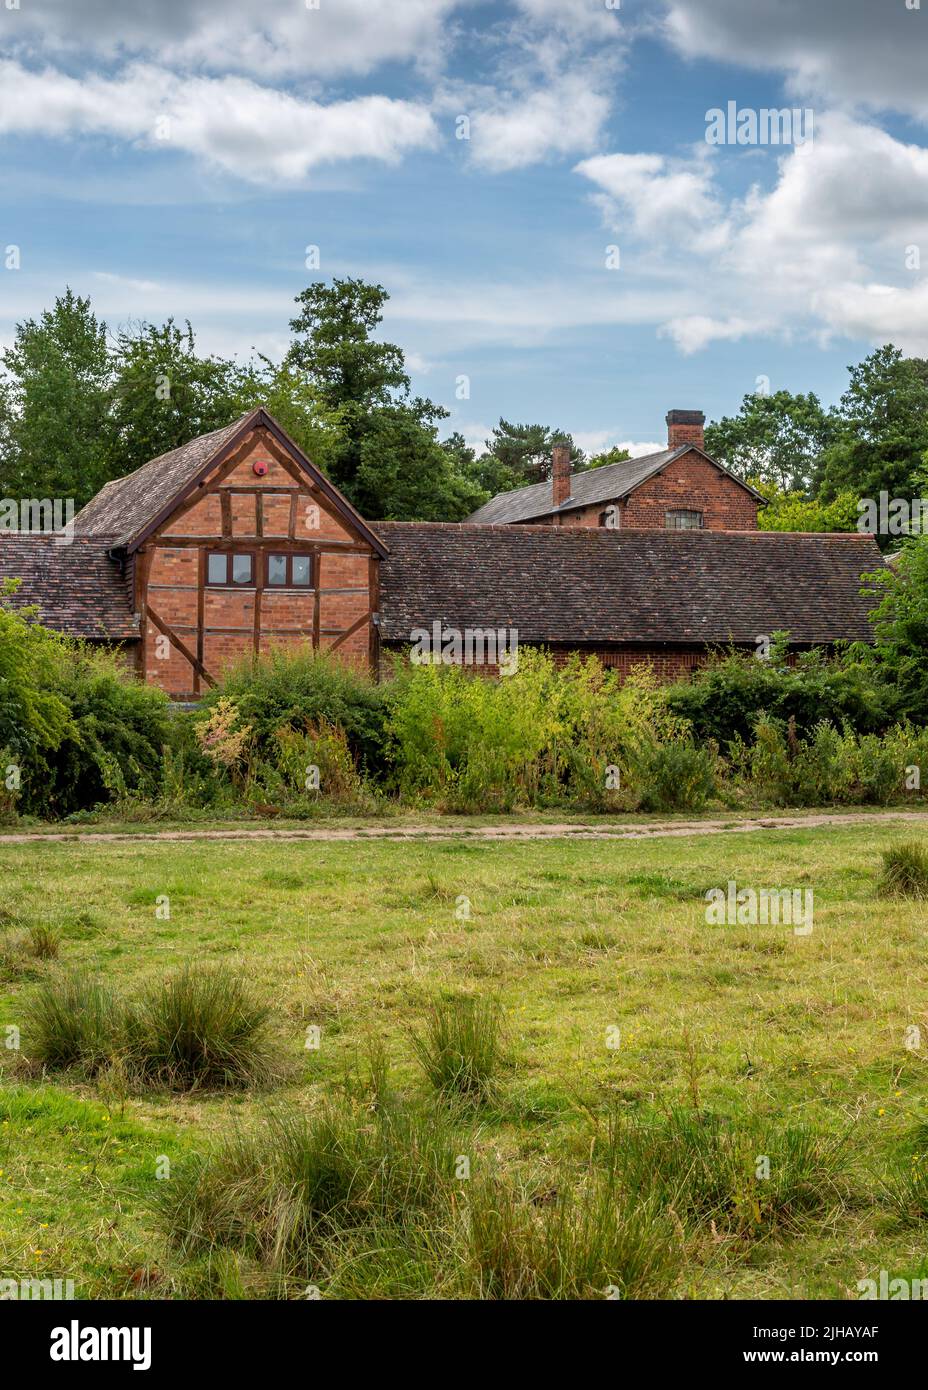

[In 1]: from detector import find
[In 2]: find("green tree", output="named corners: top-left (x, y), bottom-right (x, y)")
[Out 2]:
top-left (756, 484), bottom-right (859, 533)
top-left (586, 445), bottom-right (631, 470)
top-left (354, 400), bottom-right (486, 520)
top-left (286, 277), bottom-right (483, 519)
top-left (227, 355), bottom-right (343, 477)
top-left (862, 534), bottom-right (928, 720)
top-left (109, 319), bottom-right (243, 477)
top-left (475, 419), bottom-right (583, 493)
top-left (704, 389), bottom-right (835, 493)
top-left (817, 345), bottom-right (928, 511)
top-left (0, 289), bottom-right (114, 505)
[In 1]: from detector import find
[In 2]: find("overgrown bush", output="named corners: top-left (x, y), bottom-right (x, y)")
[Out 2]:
top-left (24, 964), bottom-right (273, 1090)
top-left (878, 842), bottom-right (928, 900)
top-left (200, 644), bottom-right (390, 778)
top-left (0, 590), bottom-right (171, 819)
top-left (408, 995), bottom-right (505, 1102)
top-left (730, 715), bottom-right (927, 807)
top-left (664, 639), bottom-right (893, 750)
top-left (387, 651), bottom-right (686, 810)
top-left (632, 739), bottom-right (718, 813)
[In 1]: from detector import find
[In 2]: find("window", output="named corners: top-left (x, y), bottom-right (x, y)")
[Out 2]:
top-left (265, 553), bottom-right (313, 588)
top-left (665, 510), bottom-right (703, 530)
top-left (206, 552), bottom-right (254, 586)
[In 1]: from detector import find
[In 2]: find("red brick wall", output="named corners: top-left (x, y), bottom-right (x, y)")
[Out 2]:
top-left (622, 451), bottom-right (757, 530)
top-left (513, 450), bottom-right (757, 531)
top-left (138, 428), bottom-right (376, 700)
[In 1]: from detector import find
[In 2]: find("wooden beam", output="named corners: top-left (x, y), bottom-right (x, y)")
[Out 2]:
top-left (368, 554), bottom-right (380, 678)
top-left (220, 489), bottom-right (231, 537)
top-left (148, 603), bottom-right (216, 688)
top-left (142, 536), bottom-right (372, 554)
top-left (328, 609), bottom-right (371, 655)
top-left (196, 549), bottom-right (206, 696)
top-left (313, 554), bottom-right (321, 650)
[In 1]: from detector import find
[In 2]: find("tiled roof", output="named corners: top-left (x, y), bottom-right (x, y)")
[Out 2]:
top-left (374, 523), bottom-right (883, 646)
top-left (72, 415), bottom-right (252, 547)
top-left (466, 445), bottom-right (763, 524)
top-left (0, 535), bottom-right (137, 639)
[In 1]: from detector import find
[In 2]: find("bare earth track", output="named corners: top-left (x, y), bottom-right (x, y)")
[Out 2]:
top-left (3, 810), bottom-right (928, 845)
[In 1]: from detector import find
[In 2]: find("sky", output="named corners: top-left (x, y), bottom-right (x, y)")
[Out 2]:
top-left (1, 0), bottom-right (928, 456)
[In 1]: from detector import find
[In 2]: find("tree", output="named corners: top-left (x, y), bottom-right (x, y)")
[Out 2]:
top-left (704, 389), bottom-right (835, 493)
top-left (109, 319), bottom-right (243, 477)
top-left (353, 399), bottom-right (486, 521)
top-left (227, 355), bottom-right (343, 477)
top-left (475, 419), bottom-right (583, 493)
top-left (816, 346), bottom-right (928, 513)
top-left (0, 289), bottom-right (114, 505)
top-left (286, 278), bottom-right (484, 519)
top-left (756, 484), bottom-right (859, 533)
top-left (862, 534), bottom-right (928, 720)
top-left (586, 445), bottom-right (631, 470)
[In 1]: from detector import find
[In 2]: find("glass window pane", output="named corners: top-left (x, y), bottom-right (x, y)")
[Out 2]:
top-left (292, 555), bottom-right (311, 586)
top-left (207, 553), bottom-right (227, 584)
top-left (267, 554), bottom-right (287, 586)
top-left (231, 553), bottom-right (253, 584)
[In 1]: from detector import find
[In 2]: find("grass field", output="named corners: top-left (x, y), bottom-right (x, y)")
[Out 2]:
top-left (2, 815), bottom-right (928, 1299)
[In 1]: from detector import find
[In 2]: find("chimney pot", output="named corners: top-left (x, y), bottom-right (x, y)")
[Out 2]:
top-left (551, 442), bottom-right (572, 509)
top-left (666, 409), bottom-right (705, 451)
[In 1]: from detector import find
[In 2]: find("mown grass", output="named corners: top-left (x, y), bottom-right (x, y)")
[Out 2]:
top-left (1, 815), bottom-right (928, 1298)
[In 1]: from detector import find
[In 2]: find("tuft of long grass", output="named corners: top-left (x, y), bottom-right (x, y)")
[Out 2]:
top-left (24, 971), bottom-right (123, 1073)
top-left (128, 963), bottom-right (273, 1090)
top-left (26, 923), bottom-right (61, 960)
top-left (23, 963), bottom-right (272, 1091)
top-left (600, 1107), bottom-right (848, 1238)
top-left (462, 1174), bottom-right (681, 1299)
top-left (408, 995), bottom-right (504, 1102)
top-left (878, 842), bottom-right (928, 900)
top-left (155, 1100), bottom-right (461, 1293)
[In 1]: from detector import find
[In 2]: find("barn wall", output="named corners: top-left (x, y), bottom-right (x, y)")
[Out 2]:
top-left (137, 428), bottom-right (377, 700)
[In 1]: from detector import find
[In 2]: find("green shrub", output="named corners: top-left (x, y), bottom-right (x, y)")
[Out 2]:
top-left (632, 739), bottom-right (717, 813)
top-left (25, 923), bottom-right (60, 959)
top-left (882, 1132), bottom-right (928, 1222)
top-left (408, 995), bottom-right (505, 1102)
top-left (664, 641), bottom-right (892, 750)
top-left (463, 1174), bottom-right (680, 1299)
top-left (878, 842), bottom-right (928, 900)
top-left (25, 972), bottom-right (123, 1073)
top-left (388, 651), bottom-right (685, 810)
top-left (200, 645), bottom-right (390, 778)
top-left (129, 964), bottom-right (273, 1090)
top-left (600, 1107), bottom-right (847, 1237)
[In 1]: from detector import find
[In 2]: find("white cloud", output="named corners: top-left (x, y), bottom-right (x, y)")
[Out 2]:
top-left (0, 61), bottom-right (438, 184)
top-left (662, 0), bottom-right (928, 121)
top-left (467, 73), bottom-right (613, 172)
top-left (3, 0), bottom-right (466, 80)
top-left (575, 149), bottom-right (728, 249)
top-left (575, 112), bottom-right (928, 354)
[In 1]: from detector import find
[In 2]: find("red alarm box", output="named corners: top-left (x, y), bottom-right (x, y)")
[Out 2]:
top-left (253, 460), bottom-right (268, 477)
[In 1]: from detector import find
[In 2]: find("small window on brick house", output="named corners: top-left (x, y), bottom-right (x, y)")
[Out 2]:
top-left (206, 552), bottom-right (254, 585)
top-left (665, 510), bottom-right (704, 530)
top-left (265, 553), bottom-right (313, 588)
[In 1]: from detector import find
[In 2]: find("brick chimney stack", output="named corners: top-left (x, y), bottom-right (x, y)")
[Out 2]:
top-left (666, 409), bottom-right (705, 451)
top-left (551, 441), bottom-right (572, 508)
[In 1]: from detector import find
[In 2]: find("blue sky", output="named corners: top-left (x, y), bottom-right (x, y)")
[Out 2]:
top-left (2, 0), bottom-right (928, 456)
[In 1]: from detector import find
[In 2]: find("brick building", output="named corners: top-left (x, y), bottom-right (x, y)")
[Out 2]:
top-left (466, 410), bottom-right (762, 531)
top-left (0, 407), bottom-right (882, 697)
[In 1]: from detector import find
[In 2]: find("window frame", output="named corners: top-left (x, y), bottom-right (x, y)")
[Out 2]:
top-left (264, 552), bottom-right (314, 590)
top-left (205, 550), bottom-right (256, 588)
top-left (664, 509), bottom-right (704, 531)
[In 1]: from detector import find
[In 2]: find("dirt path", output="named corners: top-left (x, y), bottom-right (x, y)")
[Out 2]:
top-left (1, 810), bottom-right (927, 847)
